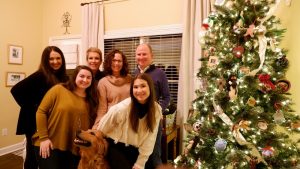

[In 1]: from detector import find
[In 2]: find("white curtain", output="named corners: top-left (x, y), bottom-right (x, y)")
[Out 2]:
top-left (177, 0), bottom-right (213, 139)
top-left (81, 2), bottom-right (104, 65)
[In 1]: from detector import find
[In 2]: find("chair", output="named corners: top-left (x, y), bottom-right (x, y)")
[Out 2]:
top-left (161, 110), bottom-right (180, 163)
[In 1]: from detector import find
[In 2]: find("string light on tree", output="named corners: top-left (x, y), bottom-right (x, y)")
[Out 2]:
top-left (175, 0), bottom-right (300, 168)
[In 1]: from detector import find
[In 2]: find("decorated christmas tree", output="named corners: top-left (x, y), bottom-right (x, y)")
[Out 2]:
top-left (174, 0), bottom-right (300, 168)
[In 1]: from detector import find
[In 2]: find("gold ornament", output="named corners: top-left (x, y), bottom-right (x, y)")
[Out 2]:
top-left (247, 97), bottom-right (256, 107)
top-left (257, 121), bottom-right (268, 130)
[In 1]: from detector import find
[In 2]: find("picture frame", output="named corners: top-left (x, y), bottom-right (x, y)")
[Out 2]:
top-left (6, 72), bottom-right (26, 87)
top-left (8, 44), bottom-right (23, 64)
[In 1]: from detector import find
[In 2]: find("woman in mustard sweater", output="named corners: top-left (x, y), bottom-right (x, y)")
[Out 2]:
top-left (98, 73), bottom-right (162, 169)
top-left (33, 65), bottom-right (99, 169)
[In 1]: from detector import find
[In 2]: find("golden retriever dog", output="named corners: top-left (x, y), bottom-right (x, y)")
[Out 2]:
top-left (74, 129), bottom-right (109, 169)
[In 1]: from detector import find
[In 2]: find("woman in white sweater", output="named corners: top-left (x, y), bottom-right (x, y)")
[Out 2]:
top-left (98, 73), bottom-right (162, 169)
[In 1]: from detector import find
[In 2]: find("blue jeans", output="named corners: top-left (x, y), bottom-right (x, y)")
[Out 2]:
top-left (145, 122), bottom-right (162, 169)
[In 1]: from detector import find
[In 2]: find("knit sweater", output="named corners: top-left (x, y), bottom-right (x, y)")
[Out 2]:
top-left (98, 98), bottom-right (162, 169)
top-left (32, 84), bottom-right (90, 155)
top-left (92, 75), bottom-right (131, 128)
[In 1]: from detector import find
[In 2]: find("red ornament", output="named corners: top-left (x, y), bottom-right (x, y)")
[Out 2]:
top-left (232, 46), bottom-right (244, 58)
top-left (262, 146), bottom-right (274, 157)
top-left (258, 74), bottom-right (276, 91)
top-left (202, 23), bottom-right (209, 30)
top-left (274, 102), bottom-right (282, 110)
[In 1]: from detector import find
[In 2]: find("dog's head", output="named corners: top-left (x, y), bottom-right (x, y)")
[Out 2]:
top-left (74, 129), bottom-right (108, 159)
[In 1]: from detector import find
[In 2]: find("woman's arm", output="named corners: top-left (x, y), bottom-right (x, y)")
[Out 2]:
top-left (93, 80), bottom-right (108, 129)
top-left (36, 85), bottom-right (59, 141)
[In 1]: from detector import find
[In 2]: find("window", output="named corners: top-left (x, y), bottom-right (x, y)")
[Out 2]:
top-left (104, 34), bottom-right (182, 104)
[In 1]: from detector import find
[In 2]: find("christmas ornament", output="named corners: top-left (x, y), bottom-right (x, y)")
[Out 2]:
top-left (199, 78), bottom-right (208, 92)
top-left (207, 56), bottom-right (219, 68)
top-left (251, 106), bottom-right (264, 114)
top-left (228, 86), bottom-right (237, 101)
top-left (250, 157), bottom-right (258, 169)
top-left (216, 78), bottom-right (226, 90)
top-left (244, 24), bottom-right (255, 37)
top-left (215, 0), bottom-right (226, 6)
top-left (262, 146), bottom-right (274, 157)
top-left (238, 120), bottom-right (251, 132)
top-left (214, 138), bottom-right (227, 151)
top-left (232, 46), bottom-right (245, 58)
top-left (225, 0), bottom-right (234, 8)
top-left (257, 120), bottom-right (268, 130)
top-left (291, 121), bottom-right (300, 129)
top-left (207, 128), bottom-right (217, 136)
top-left (193, 120), bottom-right (202, 132)
top-left (274, 102), bottom-right (283, 110)
top-left (184, 140), bottom-right (195, 155)
top-left (275, 79), bottom-right (291, 93)
top-left (195, 159), bottom-right (202, 169)
top-left (276, 55), bottom-right (289, 67)
top-left (203, 50), bottom-right (209, 58)
top-left (227, 75), bottom-right (238, 100)
top-left (273, 110), bottom-right (285, 124)
top-left (184, 136), bottom-right (201, 155)
top-left (247, 96), bottom-right (256, 107)
top-left (258, 74), bottom-right (275, 92)
top-left (239, 66), bottom-right (250, 77)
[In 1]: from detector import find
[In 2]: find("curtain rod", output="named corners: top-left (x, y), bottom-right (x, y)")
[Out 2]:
top-left (81, 0), bottom-right (110, 6)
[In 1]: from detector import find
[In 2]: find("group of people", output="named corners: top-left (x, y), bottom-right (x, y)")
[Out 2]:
top-left (11, 43), bottom-right (170, 169)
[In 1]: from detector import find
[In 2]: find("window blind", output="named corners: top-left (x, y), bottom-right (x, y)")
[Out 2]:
top-left (104, 34), bottom-right (182, 103)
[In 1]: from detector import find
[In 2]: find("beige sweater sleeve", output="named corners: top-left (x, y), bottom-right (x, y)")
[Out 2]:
top-left (92, 79), bottom-right (108, 129)
top-left (135, 104), bottom-right (162, 168)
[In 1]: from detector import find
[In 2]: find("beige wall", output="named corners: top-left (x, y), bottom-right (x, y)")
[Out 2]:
top-left (276, 1), bottom-right (300, 114)
top-left (0, 0), bottom-right (43, 148)
top-left (42, 0), bottom-right (183, 45)
top-left (1, 0), bottom-right (299, 149)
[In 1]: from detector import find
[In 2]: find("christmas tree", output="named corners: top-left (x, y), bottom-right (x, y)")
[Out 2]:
top-left (174, 0), bottom-right (300, 168)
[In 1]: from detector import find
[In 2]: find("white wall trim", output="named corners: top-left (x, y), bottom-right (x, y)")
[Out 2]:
top-left (49, 34), bottom-right (82, 44)
top-left (104, 24), bottom-right (183, 39)
top-left (0, 141), bottom-right (24, 156)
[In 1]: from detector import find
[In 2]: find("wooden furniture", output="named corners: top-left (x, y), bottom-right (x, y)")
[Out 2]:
top-left (161, 114), bottom-right (180, 163)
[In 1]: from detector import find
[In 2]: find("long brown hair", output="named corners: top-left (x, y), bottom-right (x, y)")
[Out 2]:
top-left (103, 49), bottom-right (129, 76)
top-left (62, 65), bottom-right (99, 125)
top-left (38, 46), bottom-right (68, 86)
top-left (129, 73), bottom-right (157, 133)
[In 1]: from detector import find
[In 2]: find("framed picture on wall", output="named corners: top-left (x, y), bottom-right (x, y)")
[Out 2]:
top-left (6, 72), bottom-right (26, 87)
top-left (8, 44), bottom-right (23, 64)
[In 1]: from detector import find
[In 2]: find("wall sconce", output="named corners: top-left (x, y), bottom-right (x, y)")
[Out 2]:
top-left (62, 12), bottom-right (72, 34)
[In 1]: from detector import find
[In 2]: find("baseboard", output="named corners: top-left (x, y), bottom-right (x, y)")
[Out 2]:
top-left (0, 141), bottom-right (24, 156)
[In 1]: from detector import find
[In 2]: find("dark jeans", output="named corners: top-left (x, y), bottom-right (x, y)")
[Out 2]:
top-left (106, 138), bottom-right (139, 169)
top-left (24, 133), bottom-right (38, 169)
top-left (34, 146), bottom-right (80, 169)
top-left (145, 122), bottom-right (162, 169)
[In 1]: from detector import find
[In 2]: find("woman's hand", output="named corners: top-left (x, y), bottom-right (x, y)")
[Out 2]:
top-left (39, 139), bottom-right (53, 159)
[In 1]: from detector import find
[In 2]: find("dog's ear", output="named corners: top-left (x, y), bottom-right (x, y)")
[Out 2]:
top-left (95, 131), bottom-right (108, 155)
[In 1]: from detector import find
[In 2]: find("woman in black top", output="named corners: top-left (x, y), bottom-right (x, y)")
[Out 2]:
top-left (11, 46), bottom-right (68, 169)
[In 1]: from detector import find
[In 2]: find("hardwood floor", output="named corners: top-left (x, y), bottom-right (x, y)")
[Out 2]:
top-left (0, 153), bottom-right (23, 169)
